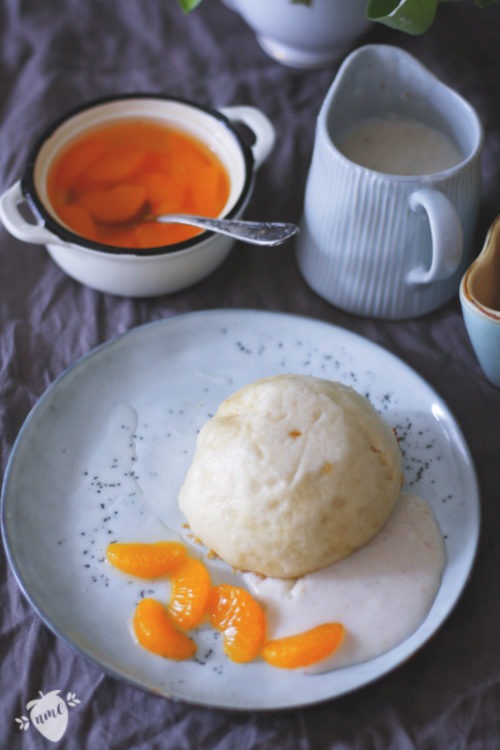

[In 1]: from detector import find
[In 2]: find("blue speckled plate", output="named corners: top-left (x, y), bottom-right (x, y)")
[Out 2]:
top-left (1, 309), bottom-right (480, 710)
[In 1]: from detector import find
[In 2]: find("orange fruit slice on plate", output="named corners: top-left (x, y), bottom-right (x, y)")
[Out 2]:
top-left (262, 622), bottom-right (345, 669)
top-left (168, 557), bottom-right (212, 630)
top-left (207, 584), bottom-right (266, 663)
top-left (105, 541), bottom-right (187, 578)
top-left (133, 597), bottom-right (196, 660)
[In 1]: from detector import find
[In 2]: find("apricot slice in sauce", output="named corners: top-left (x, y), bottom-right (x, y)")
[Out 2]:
top-left (262, 623), bottom-right (345, 669)
top-left (133, 598), bottom-right (196, 660)
top-left (168, 557), bottom-right (212, 631)
top-left (105, 541), bottom-right (187, 578)
top-left (207, 584), bottom-right (266, 663)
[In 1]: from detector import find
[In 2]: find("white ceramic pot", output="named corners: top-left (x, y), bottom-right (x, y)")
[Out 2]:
top-left (222, 0), bottom-right (370, 69)
top-left (0, 95), bottom-right (275, 297)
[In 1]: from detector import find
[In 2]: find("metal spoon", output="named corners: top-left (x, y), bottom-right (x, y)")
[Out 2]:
top-left (154, 213), bottom-right (299, 246)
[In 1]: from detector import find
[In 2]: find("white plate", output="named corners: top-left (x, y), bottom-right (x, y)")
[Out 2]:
top-left (1, 309), bottom-right (480, 710)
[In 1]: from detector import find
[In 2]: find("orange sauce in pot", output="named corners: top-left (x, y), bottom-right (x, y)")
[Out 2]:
top-left (47, 119), bottom-right (230, 249)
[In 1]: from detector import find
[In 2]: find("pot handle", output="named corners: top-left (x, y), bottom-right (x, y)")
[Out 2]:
top-left (219, 105), bottom-right (275, 169)
top-left (406, 187), bottom-right (463, 285)
top-left (0, 181), bottom-right (59, 245)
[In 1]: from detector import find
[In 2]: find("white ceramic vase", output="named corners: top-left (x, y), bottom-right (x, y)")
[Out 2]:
top-left (222, 0), bottom-right (371, 69)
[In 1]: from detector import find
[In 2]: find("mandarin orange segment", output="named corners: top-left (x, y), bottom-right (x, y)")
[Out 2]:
top-left (48, 120), bottom-right (230, 250)
top-left (79, 184), bottom-right (147, 224)
top-left (55, 203), bottom-right (96, 239)
top-left (133, 597), bottom-right (196, 660)
top-left (104, 228), bottom-right (141, 249)
top-left (190, 164), bottom-right (229, 214)
top-left (52, 136), bottom-right (108, 191)
top-left (167, 137), bottom-right (208, 179)
top-left (168, 557), bottom-right (212, 630)
top-left (207, 584), bottom-right (266, 663)
top-left (143, 172), bottom-right (187, 214)
top-left (90, 145), bottom-right (145, 183)
top-left (105, 541), bottom-right (187, 578)
top-left (135, 222), bottom-right (200, 248)
top-left (262, 623), bottom-right (345, 670)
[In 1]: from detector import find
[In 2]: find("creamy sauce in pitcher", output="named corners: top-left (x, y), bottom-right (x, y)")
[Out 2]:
top-left (336, 117), bottom-right (463, 175)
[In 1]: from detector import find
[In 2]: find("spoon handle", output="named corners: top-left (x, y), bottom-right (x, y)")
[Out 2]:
top-left (155, 213), bottom-right (299, 246)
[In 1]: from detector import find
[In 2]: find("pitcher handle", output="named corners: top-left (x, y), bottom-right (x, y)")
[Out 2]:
top-left (219, 105), bottom-right (275, 169)
top-left (0, 181), bottom-right (58, 245)
top-left (406, 187), bottom-right (463, 285)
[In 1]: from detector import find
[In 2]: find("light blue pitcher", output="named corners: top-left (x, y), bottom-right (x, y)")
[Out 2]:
top-left (297, 45), bottom-right (483, 320)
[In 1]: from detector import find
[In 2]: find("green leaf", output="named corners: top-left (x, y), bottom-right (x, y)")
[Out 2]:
top-left (176, 0), bottom-right (204, 12)
top-left (366, 0), bottom-right (438, 34)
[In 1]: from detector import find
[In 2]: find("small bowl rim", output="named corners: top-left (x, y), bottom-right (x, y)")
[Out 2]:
top-left (20, 92), bottom-right (255, 257)
top-left (460, 268), bottom-right (500, 322)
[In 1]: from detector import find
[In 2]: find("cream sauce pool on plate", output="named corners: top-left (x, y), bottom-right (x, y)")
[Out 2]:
top-left (244, 492), bottom-right (446, 674)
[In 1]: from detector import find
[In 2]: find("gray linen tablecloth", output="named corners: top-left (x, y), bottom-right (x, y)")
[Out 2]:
top-left (1, 1), bottom-right (499, 748)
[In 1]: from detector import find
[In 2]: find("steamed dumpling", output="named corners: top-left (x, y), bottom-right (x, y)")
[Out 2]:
top-left (178, 374), bottom-right (403, 579)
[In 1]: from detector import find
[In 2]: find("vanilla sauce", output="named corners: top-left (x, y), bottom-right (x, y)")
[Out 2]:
top-left (244, 492), bottom-right (446, 674)
top-left (336, 117), bottom-right (463, 175)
